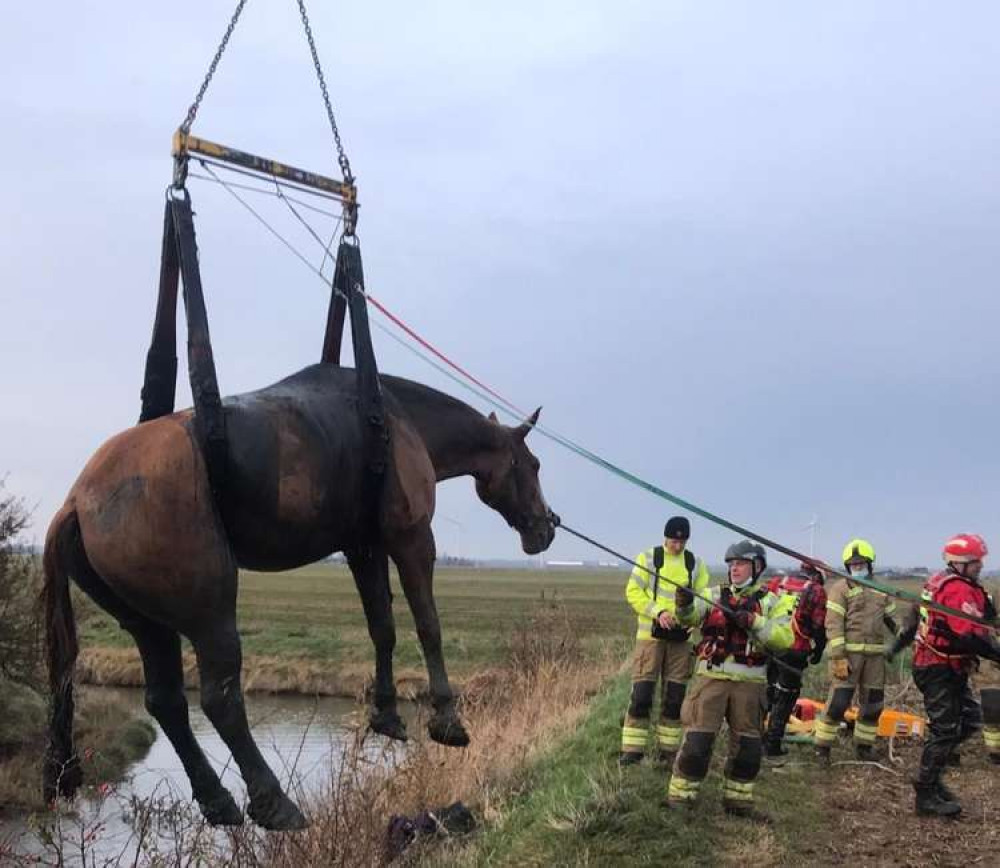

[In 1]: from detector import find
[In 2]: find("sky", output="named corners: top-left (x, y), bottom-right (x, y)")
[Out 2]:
top-left (1, 1), bottom-right (998, 569)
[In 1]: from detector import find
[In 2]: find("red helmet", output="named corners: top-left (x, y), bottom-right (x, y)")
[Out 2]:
top-left (942, 533), bottom-right (988, 564)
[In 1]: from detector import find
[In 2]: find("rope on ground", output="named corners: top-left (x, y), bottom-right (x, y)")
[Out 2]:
top-left (831, 760), bottom-right (902, 776)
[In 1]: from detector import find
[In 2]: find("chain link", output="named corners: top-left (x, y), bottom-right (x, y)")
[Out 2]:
top-left (296, 0), bottom-right (354, 185)
top-left (180, 0), bottom-right (250, 135)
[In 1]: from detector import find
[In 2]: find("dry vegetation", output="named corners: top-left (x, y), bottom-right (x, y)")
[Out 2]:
top-left (5, 601), bottom-right (617, 866)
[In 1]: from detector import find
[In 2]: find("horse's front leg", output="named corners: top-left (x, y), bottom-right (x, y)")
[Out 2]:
top-left (346, 545), bottom-right (407, 741)
top-left (388, 524), bottom-right (470, 747)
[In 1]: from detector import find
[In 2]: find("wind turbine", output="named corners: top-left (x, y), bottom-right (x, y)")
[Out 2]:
top-left (803, 514), bottom-right (820, 558)
top-left (436, 515), bottom-right (465, 561)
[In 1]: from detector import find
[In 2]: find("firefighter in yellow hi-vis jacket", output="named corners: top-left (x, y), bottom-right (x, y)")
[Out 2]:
top-left (814, 538), bottom-right (898, 761)
top-left (620, 516), bottom-right (711, 766)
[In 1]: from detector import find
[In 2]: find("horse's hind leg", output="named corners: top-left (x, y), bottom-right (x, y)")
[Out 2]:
top-left (191, 621), bottom-right (307, 831)
top-left (70, 563), bottom-right (242, 825)
top-left (347, 545), bottom-right (407, 741)
top-left (132, 625), bottom-right (243, 826)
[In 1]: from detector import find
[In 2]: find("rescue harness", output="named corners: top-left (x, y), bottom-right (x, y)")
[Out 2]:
top-left (695, 587), bottom-right (769, 669)
top-left (138, 0), bottom-right (388, 516)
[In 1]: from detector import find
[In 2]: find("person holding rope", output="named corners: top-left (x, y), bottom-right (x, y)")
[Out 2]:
top-left (813, 538), bottom-right (898, 762)
top-left (885, 534), bottom-right (1000, 817)
top-left (619, 516), bottom-right (711, 766)
top-left (667, 540), bottom-right (794, 819)
top-left (763, 561), bottom-right (828, 760)
top-left (973, 578), bottom-right (1000, 765)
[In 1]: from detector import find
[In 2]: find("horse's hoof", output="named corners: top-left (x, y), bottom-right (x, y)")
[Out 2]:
top-left (370, 709), bottom-right (408, 741)
top-left (200, 790), bottom-right (244, 827)
top-left (428, 714), bottom-right (470, 747)
top-left (248, 791), bottom-right (308, 832)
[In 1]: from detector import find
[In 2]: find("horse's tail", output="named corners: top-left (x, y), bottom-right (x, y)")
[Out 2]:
top-left (42, 504), bottom-right (83, 801)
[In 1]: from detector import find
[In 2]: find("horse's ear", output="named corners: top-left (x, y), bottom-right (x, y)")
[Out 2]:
top-left (515, 407), bottom-right (542, 440)
top-left (488, 411), bottom-right (499, 423)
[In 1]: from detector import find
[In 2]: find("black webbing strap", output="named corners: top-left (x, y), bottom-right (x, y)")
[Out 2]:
top-left (334, 243), bottom-right (390, 493)
top-left (139, 202), bottom-right (180, 423)
top-left (139, 193), bottom-right (227, 498)
top-left (320, 249), bottom-right (349, 365)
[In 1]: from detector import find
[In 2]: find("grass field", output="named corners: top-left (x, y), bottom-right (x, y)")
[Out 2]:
top-left (76, 565), bottom-right (932, 688)
top-left (76, 564), bottom-right (635, 684)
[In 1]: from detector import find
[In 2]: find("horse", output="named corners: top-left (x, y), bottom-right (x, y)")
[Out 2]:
top-left (42, 363), bottom-right (556, 830)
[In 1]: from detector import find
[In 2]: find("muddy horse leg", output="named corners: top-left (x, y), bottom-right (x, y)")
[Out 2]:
top-left (46, 527), bottom-right (239, 823)
top-left (347, 546), bottom-right (407, 741)
top-left (131, 623), bottom-right (242, 825)
top-left (191, 622), bottom-right (307, 831)
top-left (389, 526), bottom-right (469, 747)
top-left (72, 563), bottom-right (241, 824)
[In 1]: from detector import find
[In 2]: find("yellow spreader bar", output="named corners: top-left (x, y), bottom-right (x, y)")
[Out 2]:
top-left (172, 129), bottom-right (357, 205)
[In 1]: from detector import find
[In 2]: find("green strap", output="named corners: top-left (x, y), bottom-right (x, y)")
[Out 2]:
top-left (372, 309), bottom-right (995, 631)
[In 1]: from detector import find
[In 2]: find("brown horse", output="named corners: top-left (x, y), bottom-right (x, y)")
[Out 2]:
top-left (42, 364), bottom-right (556, 830)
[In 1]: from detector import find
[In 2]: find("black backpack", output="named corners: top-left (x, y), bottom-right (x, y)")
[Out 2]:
top-left (650, 546), bottom-right (696, 641)
top-left (652, 546), bottom-right (696, 598)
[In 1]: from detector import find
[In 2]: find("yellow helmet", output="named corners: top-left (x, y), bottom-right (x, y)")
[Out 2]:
top-left (842, 538), bottom-right (876, 567)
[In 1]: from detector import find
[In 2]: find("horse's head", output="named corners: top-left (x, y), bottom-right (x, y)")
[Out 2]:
top-left (475, 408), bottom-right (557, 555)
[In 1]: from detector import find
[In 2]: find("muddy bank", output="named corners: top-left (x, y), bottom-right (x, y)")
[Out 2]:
top-left (0, 686), bottom-right (156, 814)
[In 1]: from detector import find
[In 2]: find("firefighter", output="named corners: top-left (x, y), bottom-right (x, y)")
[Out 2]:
top-left (667, 540), bottom-right (794, 818)
top-left (814, 539), bottom-right (898, 762)
top-left (763, 562), bottom-right (827, 759)
top-left (976, 580), bottom-right (1000, 764)
top-left (619, 516), bottom-right (711, 765)
top-left (907, 534), bottom-right (1000, 816)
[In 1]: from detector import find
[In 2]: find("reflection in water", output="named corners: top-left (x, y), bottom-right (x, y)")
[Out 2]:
top-left (3, 688), bottom-right (410, 865)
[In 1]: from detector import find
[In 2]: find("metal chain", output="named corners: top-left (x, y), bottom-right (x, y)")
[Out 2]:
top-left (295, 0), bottom-right (354, 185)
top-left (180, 0), bottom-right (251, 134)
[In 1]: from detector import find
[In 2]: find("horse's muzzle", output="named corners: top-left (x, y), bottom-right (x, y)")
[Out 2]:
top-left (520, 510), bottom-right (558, 555)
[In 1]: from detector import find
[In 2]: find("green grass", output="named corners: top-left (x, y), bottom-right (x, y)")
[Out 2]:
top-left (434, 674), bottom-right (825, 867)
top-left (77, 564), bottom-right (634, 675)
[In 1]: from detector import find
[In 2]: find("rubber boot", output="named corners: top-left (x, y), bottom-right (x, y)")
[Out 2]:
top-left (935, 779), bottom-right (959, 805)
top-left (946, 752), bottom-right (961, 768)
top-left (618, 752), bottom-right (643, 767)
top-left (855, 743), bottom-right (873, 761)
top-left (814, 744), bottom-right (831, 765)
top-left (914, 784), bottom-right (961, 818)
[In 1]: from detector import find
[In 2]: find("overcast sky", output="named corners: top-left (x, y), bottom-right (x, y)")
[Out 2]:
top-left (2, 1), bottom-right (998, 569)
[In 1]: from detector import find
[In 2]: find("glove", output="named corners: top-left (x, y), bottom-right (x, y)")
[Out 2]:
top-left (809, 647), bottom-right (824, 665)
top-left (675, 586), bottom-right (694, 609)
top-left (831, 658), bottom-right (850, 681)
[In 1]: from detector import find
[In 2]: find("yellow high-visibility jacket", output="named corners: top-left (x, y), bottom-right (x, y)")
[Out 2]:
top-left (626, 546), bottom-right (711, 640)
top-left (826, 579), bottom-right (897, 658)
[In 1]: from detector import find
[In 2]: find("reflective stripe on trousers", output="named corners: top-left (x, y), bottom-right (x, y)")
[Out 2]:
top-left (814, 717), bottom-right (840, 746)
top-left (655, 723), bottom-right (683, 750)
top-left (722, 778), bottom-right (754, 803)
top-left (621, 726), bottom-right (647, 751)
top-left (853, 720), bottom-right (878, 745)
top-left (667, 774), bottom-right (700, 803)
